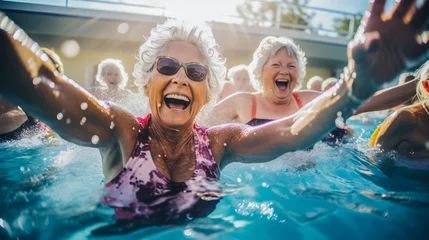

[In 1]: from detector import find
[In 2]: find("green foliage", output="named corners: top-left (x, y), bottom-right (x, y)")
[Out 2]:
top-left (236, 0), bottom-right (313, 30)
top-left (333, 13), bottom-right (362, 37)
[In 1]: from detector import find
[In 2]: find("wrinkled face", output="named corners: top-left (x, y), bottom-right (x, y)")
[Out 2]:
top-left (102, 65), bottom-right (121, 88)
top-left (261, 48), bottom-right (298, 101)
top-left (145, 41), bottom-right (209, 128)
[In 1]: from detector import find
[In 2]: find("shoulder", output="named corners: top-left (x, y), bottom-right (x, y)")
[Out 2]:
top-left (102, 101), bottom-right (140, 129)
top-left (208, 123), bottom-right (249, 165)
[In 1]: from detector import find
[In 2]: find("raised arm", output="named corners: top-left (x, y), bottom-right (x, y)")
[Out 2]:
top-left (0, 15), bottom-right (129, 147)
top-left (205, 92), bottom-right (248, 126)
top-left (211, 0), bottom-right (429, 167)
top-left (354, 78), bottom-right (418, 114)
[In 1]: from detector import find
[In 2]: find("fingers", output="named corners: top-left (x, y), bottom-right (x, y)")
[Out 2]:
top-left (392, 0), bottom-right (415, 20)
top-left (350, 31), bottom-right (381, 62)
top-left (370, 0), bottom-right (387, 18)
top-left (409, 0), bottom-right (429, 30)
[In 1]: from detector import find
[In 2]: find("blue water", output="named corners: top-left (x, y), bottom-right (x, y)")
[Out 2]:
top-left (1, 114), bottom-right (429, 239)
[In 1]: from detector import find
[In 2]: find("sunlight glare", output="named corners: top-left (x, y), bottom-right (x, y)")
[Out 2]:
top-left (162, 0), bottom-right (244, 23)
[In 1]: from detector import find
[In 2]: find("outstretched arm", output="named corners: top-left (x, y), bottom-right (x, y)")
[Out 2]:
top-left (0, 15), bottom-right (130, 147)
top-left (354, 78), bottom-right (418, 114)
top-left (211, 0), bottom-right (429, 167)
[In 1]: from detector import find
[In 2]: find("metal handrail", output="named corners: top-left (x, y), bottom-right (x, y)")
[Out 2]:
top-left (1, 0), bottom-right (360, 39)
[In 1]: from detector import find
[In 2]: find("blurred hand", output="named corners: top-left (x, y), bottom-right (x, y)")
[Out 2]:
top-left (349, 0), bottom-right (429, 99)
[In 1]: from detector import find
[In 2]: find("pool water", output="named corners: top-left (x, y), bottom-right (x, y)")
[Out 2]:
top-left (1, 114), bottom-right (429, 239)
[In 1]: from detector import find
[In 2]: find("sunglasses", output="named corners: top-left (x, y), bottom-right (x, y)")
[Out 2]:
top-left (154, 56), bottom-right (209, 82)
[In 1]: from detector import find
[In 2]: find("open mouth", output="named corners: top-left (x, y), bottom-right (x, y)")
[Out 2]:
top-left (164, 94), bottom-right (190, 110)
top-left (275, 79), bottom-right (290, 91)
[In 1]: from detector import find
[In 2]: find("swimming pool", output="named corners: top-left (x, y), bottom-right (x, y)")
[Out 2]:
top-left (1, 113), bottom-right (429, 239)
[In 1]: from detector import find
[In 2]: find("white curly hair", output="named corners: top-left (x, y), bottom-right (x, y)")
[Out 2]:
top-left (95, 58), bottom-right (128, 89)
top-left (133, 19), bottom-right (226, 108)
top-left (248, 36), bottom-right (307, 91)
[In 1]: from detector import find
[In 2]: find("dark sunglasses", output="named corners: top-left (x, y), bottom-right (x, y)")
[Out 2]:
top-left (154, 56), bottom-right (209, 82)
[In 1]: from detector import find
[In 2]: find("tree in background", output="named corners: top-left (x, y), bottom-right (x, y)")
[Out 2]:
top-left (333, 13), bottom-right (362, 37)
top-left (236, 0), bottom-right (313, 31)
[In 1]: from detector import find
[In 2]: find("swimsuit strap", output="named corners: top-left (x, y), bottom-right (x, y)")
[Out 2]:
top-left (251, 94), bottom-right (257, 119)
top-left (292, 92), bottom-right (303, 109)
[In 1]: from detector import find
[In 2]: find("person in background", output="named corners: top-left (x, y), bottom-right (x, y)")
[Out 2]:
top-left (218, 64), bottom-right (255, 101)
top-left (91, 58), bottom-right (130, 102)
top-left (322, 77), bottom-right (339, 92)
top-left (0, 47), bottom-right (62, 142)
top-left (208, 33), bottom-right (419, 143)
top-left (1, 0), bottom-right (428, 229)
top-left (306, 75), bottom-right (323, 91)
top-left (370, 60), bottom-right (429, 158)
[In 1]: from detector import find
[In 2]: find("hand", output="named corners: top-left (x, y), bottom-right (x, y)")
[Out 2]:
top-left (348, 0), bottom-right (429, 99)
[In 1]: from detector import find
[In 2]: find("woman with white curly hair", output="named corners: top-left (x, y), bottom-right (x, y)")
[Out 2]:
top-left (1, 0), bottom-right (428, 227)
top-left (210, 34), bottom-right (419, 142)
top-left (91, 58), bottom-right (130, 102)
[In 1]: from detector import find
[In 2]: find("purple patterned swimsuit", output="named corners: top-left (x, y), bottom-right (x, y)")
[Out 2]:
top-left (101, 114), bottom-right (221, 223)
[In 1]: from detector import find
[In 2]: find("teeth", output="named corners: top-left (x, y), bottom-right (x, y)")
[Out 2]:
top-left (276, 79), bottom-right (289, 82)
top-left (165, 94), bottom-right (190, 102)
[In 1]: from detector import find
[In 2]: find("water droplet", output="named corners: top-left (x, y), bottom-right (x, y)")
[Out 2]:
top-left (40, 53), bottom-right (49, 62)
top-left (223, 143), bottom-right (227, 146)
top-left (32, 77), bottom-right (41, 85)
top-left (43, 158), bottom-right (47, 161)
top-left (80, 102), bottom-right (88, 110)
top-left (337, 111), bottom-right (342, 117)
top-left (49, 82), bottom-right (55, 88)
top-left (66, 118), bottom-right (71, 124)
top-left (61, 39), bottom-right (80, 58)
top-left (158, 154), bottom-right (161, 158)
top-left (335, 116), bottom-right (345, 129)
top-left (30, 42), bottom-right (39, 53)
top-left (27, 57), bottom-right (36, 69)
top-left (80, 117), bottom-right (87, 125)
top-left (262, 182), bottom-right (269, 188)
top-left (184, 229), bottom-right (192, 236)
top-left (91, 135), bottom-right (99, 144)
top-left (237, 178), bottom-right (242, 183)
top-left (13, 28), bottom-right (25, 42)
top-left (186, 213), bottom-right (193, 220)
top-left (56, 113), bottom-right (63, 120)
top-left (110, 115), bottom-right (114, 119)
top-left (0, 16), bottom-right (9, 30)
top-left (157, 103), bottom-right (161, 108)
top-left (132, 127), bottom-right (135, 130)
top-left (20, 166), bottom-right (25, 172)
top-left (53, 90), bottom-right (60, 98)
top-left (110, 122), bottom-right (115, 129)
top-left (117, 22), bottom-right (129, 34)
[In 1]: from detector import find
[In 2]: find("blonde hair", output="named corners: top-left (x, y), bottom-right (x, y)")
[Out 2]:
top-left (248, 36), bottom-right (307, 91)
top-left (415, 60), bottom-right (429, 102)
top-left (133, 19), bottom-right (226, 108)
top-left (95, 58), bottom-right (128, 89)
